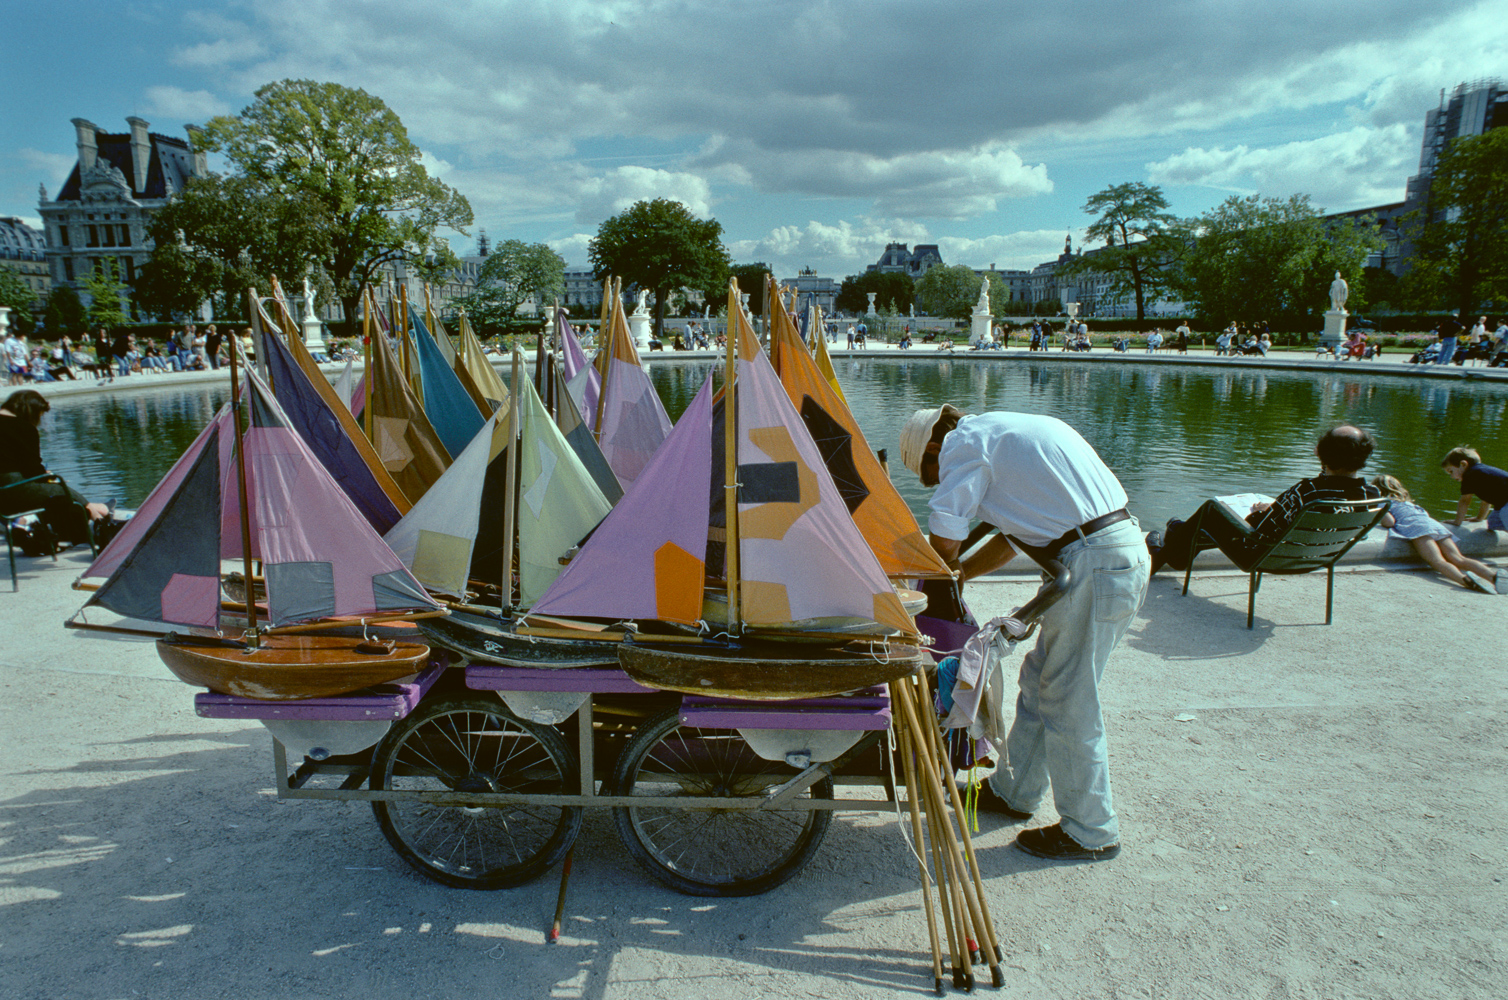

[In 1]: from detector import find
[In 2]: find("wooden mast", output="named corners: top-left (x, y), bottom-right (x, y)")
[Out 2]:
top-left (500, 347), bottom-right (522, 610)
top-left (362, 287), bottom-right (374, 443)
top-left (724, 276), bottom-right (741, 637)
top-left (592, 277), bottom-right (615, 441)
top-left (398, 282), bottom-right (413, 390)
top-left (235, 290), bottom-right (261, 647)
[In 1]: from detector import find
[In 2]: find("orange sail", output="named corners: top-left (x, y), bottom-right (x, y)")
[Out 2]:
top-left (365, 302), bottom-right (452, 503)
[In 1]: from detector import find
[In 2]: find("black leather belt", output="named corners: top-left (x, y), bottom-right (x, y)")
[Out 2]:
top-left (1037, 508), bottom-right (1131, 559)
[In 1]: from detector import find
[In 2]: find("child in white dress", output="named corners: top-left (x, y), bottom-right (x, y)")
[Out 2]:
top-left (1373, 474), bottom-right (1504, 594)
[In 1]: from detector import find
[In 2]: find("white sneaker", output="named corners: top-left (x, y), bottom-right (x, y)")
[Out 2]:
top-left (1463, 571), bottom-right (1496, 594)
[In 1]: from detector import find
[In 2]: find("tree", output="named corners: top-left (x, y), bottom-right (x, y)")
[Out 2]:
top-left (913, 264), bottom-right (1006, 321)
top-left (834, 270), bottom-right (914, 315)
top-left (0, 269), bottom-right (36, 335)
top-left (136, 174), bottom-right (323, 321)
top-left (455, 240), bottom-right (566, 336)
top-left (43, 286), bottom-right (86, 336)
top-left (588, 199), bottom-right (729, 339)
top-left (1056, 182), bottom-right (1178, 321)
top-left (199, 79), bottom-right (473, 336)
top-left (1405, 128), bottom-right (1508, 318)
top-left (82, 260), bottom-right (129, 329)
top-left (729, 263), bottom-right (772, 316)
top-left (1176, 194), bottom-right (1381, 334)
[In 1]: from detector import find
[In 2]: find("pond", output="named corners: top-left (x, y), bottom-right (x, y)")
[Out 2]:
top-left (32, 358), bottom-right (1508, 531)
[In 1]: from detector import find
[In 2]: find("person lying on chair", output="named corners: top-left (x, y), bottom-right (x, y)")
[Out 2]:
top-left (1146, 425), bottom-right (1383, 575)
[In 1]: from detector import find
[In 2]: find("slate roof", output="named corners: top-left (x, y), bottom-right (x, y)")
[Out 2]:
top-left (54, 131), bottom-right (196, 202)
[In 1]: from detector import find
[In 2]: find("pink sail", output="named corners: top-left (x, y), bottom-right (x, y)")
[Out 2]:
top-left (530, 373), bottom-right (714, 624)
top-left (557, 309), bottom-right (600, 424)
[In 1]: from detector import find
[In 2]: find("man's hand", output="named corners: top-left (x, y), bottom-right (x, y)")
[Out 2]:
top-left (1249, 501), bottom-right (1272, 513)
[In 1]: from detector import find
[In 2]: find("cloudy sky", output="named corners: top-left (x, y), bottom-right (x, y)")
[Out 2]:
top-left (2, 0), bottom-right (1504, 277)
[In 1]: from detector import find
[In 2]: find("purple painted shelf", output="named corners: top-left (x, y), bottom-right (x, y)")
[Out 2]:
top-left (194, 660), bottom-right (447, 721)
top-left (465, 664), bottom-right (659, 694)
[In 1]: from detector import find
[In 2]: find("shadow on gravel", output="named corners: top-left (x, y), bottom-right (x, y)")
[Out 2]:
top-left (1, 730), bottom-right (994, 999)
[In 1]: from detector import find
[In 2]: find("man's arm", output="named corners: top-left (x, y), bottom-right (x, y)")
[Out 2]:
top-left (929, 534), bottom-right (962, 574)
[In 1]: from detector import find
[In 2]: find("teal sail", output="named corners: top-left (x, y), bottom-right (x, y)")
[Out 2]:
top-left (407, 303), bottom-right (486, 459)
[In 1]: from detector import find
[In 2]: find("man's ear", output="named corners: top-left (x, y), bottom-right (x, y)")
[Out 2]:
top-left (924, 440), bottom-right (942, 457)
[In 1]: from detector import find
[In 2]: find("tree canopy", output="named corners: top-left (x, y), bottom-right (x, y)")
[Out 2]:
top-left (1404, 127), bottom-right (1508, 318)
top-left (82, 260), bottom-right (129, 330)
top-left (197, 79), bottom-right (473, 334)
top-left (730, 263), bottom-right (772, 316)
top-left (913, 264), bottom-right (1008, 321)
top-left (456, 240), bottom-right (566, 336)
top-left (835, 270), bottom-right (914, 315)
top-left (1056, 182), bottom-right (1179, 321)
top-left (588, 198), bottom-right (728, 337)
top-left (1176, 194), bottom-right (1381, 332)
top-left (43, 286), bottom-right (85, 336)
top-left (135, 174), bottom-right (323, 322)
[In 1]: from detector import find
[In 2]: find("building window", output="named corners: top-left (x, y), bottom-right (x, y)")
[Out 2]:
top-left (123, 257), bottom-right (135, 282)
top-left (63, 259), bottom-right (74, 281)
top-left (119, 225), bottom-right (132, 247)
top-left (87, 225), bottom-right (99, 248)
top-left (58, 225), bottom-right (69, 247)
top-left (102, 225), bottom-right (116, 248)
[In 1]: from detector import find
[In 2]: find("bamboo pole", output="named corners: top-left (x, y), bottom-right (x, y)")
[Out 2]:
top-left (591, 278), bottom-right (613, 440)
top-left (724, 276), bottom-right (741, 636)
top-left (896, 716), bottom-right (946, 995)
top-left (233, 293), bottom-right (260, 646)
top-left (500, 348), bottom-right (522, 609)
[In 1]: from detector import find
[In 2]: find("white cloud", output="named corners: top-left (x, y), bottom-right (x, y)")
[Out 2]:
top-left (172, 36), bottom-right (267, 68)
top-left (549, 234), bottom-right (595, 269)
top-left (144, 86), bottom-right (231, 121)
top-left (1146, 125), bottom-right (1414, 210)
top-left (573, 167), bottom-right (714, 225)
top-left (17, 148), bottom-right (75, 178)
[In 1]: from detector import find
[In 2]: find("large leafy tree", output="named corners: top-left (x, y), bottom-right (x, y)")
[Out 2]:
top-left (198, 79), bottom-right (473, 335)
top-left (135, 174), bottom-right (323, 321)
top-left (1176, 194), bottom-right (1381, 334)
top-left (729, 262), bottom-right (772, 316)
top-left (0, 268), bottom-right (36, 335)
top-left (1056, 182), bottom-right (1178, 320)
top-left (1405, 127), bottom-right (1508, 318)
top-left (588, 198), bottom-right (728, 338)
top-left (913, 264), bottom-right (1008, 321)
top-left (456, 240), bottom-right (566, 336)
top-left (835, 270), bottom-right (915, 314)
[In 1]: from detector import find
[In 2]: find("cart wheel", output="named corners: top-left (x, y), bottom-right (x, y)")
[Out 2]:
top-left (370, 695), bottom-right (582, 890)
top-left (610, 708), bottom-right (832, 896)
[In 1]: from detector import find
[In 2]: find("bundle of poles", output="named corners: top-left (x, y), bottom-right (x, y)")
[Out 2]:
top-left (890, 669), bottom-right (1005, 994)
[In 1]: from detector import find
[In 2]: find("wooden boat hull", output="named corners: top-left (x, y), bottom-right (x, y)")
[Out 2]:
top-left (417, 609), bottom-right (620, 669)
top-left (617, 640), bottom-right (927, 700)
top-left (156, 635), bottom-right (431, 701)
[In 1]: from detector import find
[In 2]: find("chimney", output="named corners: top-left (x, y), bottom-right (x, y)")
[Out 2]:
top-left (71, 118), bottom-right (99, 172)
top-left (126, 117), bottom-right (151, 193)
top-left (184, 124), bottom-right (208, 177)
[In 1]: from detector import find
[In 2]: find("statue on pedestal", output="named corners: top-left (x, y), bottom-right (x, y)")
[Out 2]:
top-left (974, 278), bottom-right (991, 314)
top-left (1328, 271), bottom-right (1349, 313)
top-left (631, 289), bottom-right (649, 317)
top-left (866, 291), bottom-right (877, 315)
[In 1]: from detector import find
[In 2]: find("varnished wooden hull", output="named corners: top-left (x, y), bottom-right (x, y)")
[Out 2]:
top-left (156, 635), bottom-right (431, 701)
top-left (617, 640), bottom-right (926, 700)
top-left (417, 610), bottom-right (621, 668)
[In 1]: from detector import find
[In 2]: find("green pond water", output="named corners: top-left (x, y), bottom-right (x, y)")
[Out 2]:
top-left (33, 358), bottom-right (1508, 531)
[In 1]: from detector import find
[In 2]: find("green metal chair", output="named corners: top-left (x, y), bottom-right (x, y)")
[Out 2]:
top-left (2, 474), bottom-right (63, 591)
top-left (1181, 497), bottom-right (1392, 628)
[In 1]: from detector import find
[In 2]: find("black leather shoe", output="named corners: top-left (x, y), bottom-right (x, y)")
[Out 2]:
top-left (1014, 823), bottom-right (1120, 861)
top-left (971, 781), bottom-right (1033, 820)
top-left (1145, 530), bottom-right (1167, 575)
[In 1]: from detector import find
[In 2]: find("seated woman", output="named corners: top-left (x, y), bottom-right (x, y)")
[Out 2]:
top-left (1, 390), bottom-right (109, 551)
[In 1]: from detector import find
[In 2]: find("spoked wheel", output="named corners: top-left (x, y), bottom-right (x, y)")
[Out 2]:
top-left (610, 708), bottom-right (832, 896)
top-left (370, 695), bottom-right (582, 889)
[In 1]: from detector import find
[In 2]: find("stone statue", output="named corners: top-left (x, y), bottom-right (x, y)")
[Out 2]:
top-left (975, 278), bottom-right (990, 314)
top-left (632, 289), bottom-right (649, 316)
top-left (37, 183), bottom-right (47, 201)
top-left (1328, 271), bottom-right (1349, 312)
top-left (303, 276), bottom-right (316, 315)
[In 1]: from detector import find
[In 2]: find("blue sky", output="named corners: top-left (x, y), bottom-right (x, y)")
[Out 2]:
top-left (3, 0), bottom-right (1504, 278)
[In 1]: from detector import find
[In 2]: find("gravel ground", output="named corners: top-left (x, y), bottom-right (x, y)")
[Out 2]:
top-left (2, 549), bottom-right (1505, 1000)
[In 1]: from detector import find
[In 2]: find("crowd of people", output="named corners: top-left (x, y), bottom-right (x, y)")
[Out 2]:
top-left (2, 324), bottom-right (250, 386)
top-left (1408, 315), bottom-right (1508, 367)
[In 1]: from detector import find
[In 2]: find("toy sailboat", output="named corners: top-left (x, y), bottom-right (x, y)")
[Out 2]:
top-left (69, 337), bottom-right (443, 701)
top-left (527, 280), bottom-right (928, 699)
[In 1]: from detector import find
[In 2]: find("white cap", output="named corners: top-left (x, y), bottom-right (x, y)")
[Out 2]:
top-left (898, 406), bottom-right (945, 477)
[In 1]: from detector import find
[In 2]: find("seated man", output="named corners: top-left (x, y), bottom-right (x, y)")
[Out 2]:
top-left (1147, 425), bottom-right (1382, 574)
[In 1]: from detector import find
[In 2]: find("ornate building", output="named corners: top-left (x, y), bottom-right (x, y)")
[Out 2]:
top-left (0, 217), bottom-right (50, 312)
top-left (866, 242), bottom-right (943, 277)
top-left (37, 117), bottom-right (206, 318)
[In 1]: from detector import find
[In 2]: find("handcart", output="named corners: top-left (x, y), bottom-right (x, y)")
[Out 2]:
top-left (196, 653), bottom-right (902, 897)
